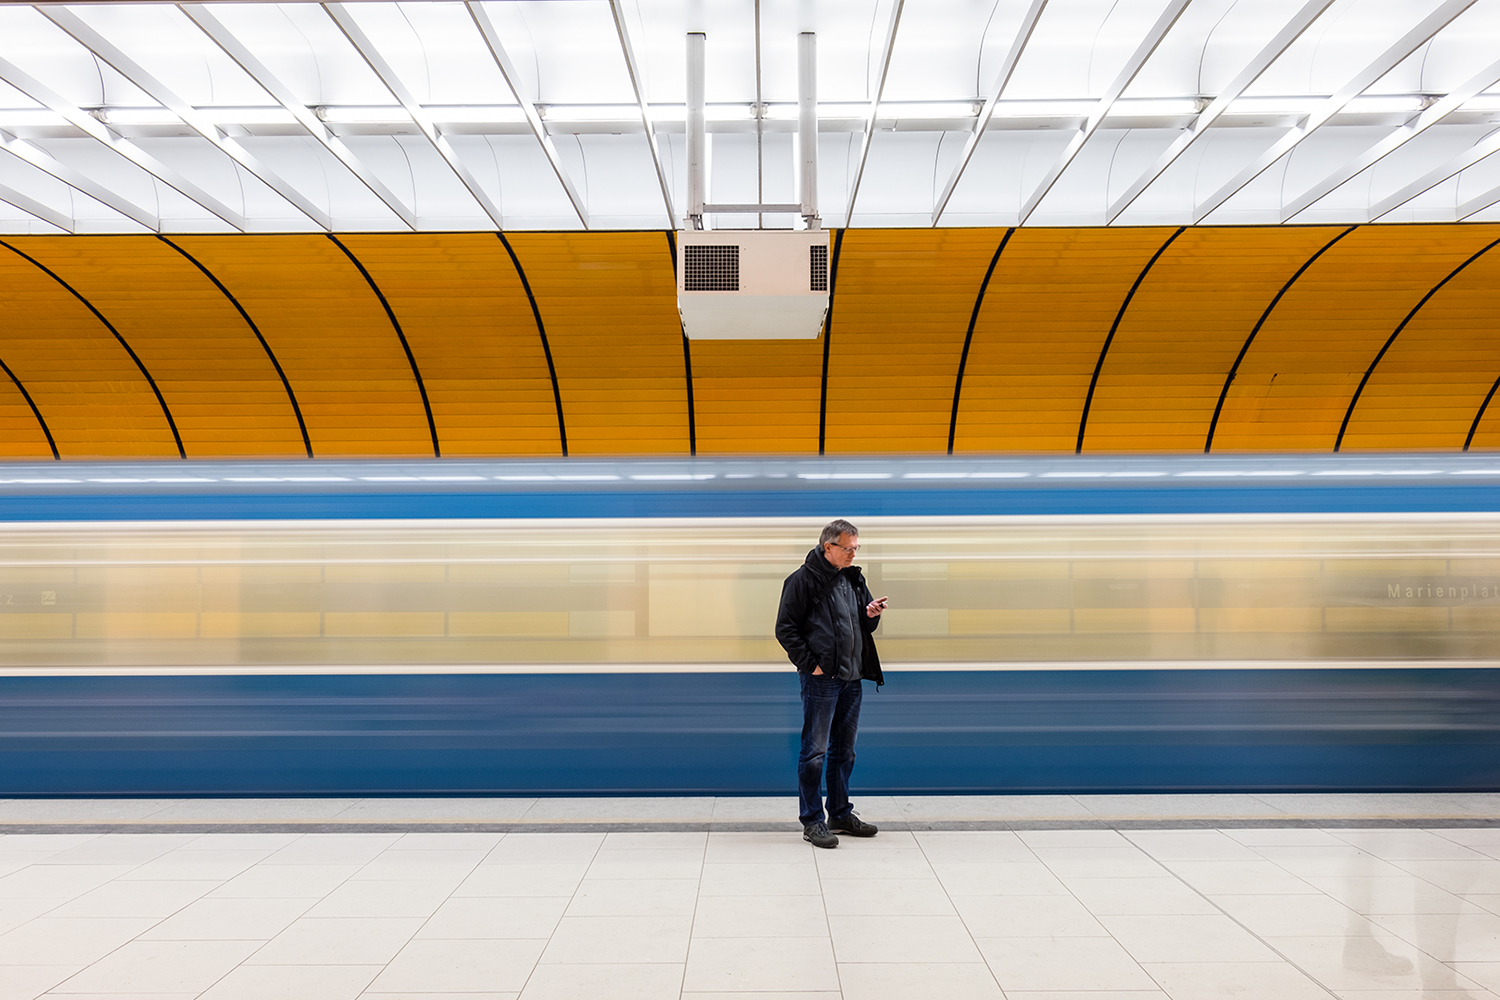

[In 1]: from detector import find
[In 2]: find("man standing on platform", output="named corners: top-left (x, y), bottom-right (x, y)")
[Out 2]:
top-left (775, 519), bottom-right (888, 848)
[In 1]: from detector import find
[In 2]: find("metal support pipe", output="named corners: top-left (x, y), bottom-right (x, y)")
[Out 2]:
top-left (686, 32), bottom-right (706, 230)
top-left (798, 32), bottom-right (818, 229)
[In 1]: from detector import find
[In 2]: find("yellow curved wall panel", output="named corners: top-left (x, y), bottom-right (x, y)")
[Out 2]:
top-left (171, 234), bottom-right (433, 458)
top-left (334, 233), bottom-right (562, 457)
top-left (1084, 226), bottom-right (1348, 453)
top-left (953, 227), bottom-right (1179, 452)
top-left (1471, 397), bottom-right (1500, 451)
top-left (1338, 236), bottom-right (1500, 452)
top-left (7, 236), bottom-right (307, 458)
top-left (0, 378), bottom-right (51, 458)
top-left (0, 242), bottom-right (178, 457)
top-left (690, 337), bottom-right (824, 454)
top-left (1212, 225), bottom-right (1500, 452)
top-left (506, 232), bottom-right (688, 456)
top-left (0, 226), bottom-right (1495, 461)
top-left (825, 228), bottom-right (1005, 453)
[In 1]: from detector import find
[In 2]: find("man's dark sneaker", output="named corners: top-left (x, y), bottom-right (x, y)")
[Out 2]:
top-left (828, 813), bottom-right (878, 837)
top-left (803, 821), bottom-right (839, 849)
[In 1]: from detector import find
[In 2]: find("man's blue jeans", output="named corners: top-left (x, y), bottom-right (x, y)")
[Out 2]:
top-left (798, 671), bottom-right (863, 826)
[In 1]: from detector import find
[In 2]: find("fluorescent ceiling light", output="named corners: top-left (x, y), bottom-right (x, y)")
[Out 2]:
top-left (316, 105), bottom-right (411, 124)
top-left (429, 105), bottom-right (527, 124)
top-left (767, 101), bottom-right (980, 120)
top-left (540, 104), bottom-right (639, 123)
top-left (0, 109), bottom-right (69, 126)
top-left (96, 107), bottom-right (179, 125)
top-left (1226, 96), bottom-right (1323, 116)
top-left (707, 103), bottom-right (756, 122)
top-left (1110, 98), bottom-right (1200, 116)
top-left (199, 106), bottom-right (298, 125)
top-left (991, 100), bottom-right (1095, 117)
top-left (1345, 95), bottom-right (1427, 114)
top-left (1226, 94), bottom-right (1427, 117)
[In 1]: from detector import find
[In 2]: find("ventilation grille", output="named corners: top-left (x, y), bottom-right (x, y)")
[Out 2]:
top-left (810, 245), bottom-right (829, 292)
top-left (684, 245), bottom-right (740, 291)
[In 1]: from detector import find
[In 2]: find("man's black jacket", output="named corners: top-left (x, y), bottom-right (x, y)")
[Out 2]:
top-left (775, 547), bottom-right (884, 687)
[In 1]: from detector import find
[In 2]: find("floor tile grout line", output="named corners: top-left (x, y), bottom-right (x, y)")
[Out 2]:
top-left (512, 827), bottom-right (608, 999)
top-left (227, 830), bottom-right (399, 999)
top-left (1021, 827), bottom-right (1173, 997)
top-left (350, 830), bottom-right (498, 999)
top-left (27, 833), bottom-right (272, 997)
top-left (1129, 829), bottom-right (1344, 999)
top-left (810, 825), bottom-right (843, 1000)
top-left (909, 828), bottom-right (1009, 995)
top-left (679, 828), bottom-right (710, 1000)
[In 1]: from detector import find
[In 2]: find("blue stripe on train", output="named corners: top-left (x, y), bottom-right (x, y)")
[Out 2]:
top-left (2, 668), bottom-right (1497, 796)
top-left (0, 483), bottom-right (1496, 520)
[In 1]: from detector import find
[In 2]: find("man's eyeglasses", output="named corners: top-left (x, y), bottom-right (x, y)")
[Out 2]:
top-left (830, 542), bottom-right (859, 554)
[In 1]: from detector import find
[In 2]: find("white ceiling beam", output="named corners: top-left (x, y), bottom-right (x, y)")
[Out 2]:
top-left (0, 128), bottom-right (158, 229)
top-left (178, 3), bottom-right (416, 230)
top-left (40, 6), bottom-right (332, 231)
top-left (1192, 0), bottom-right (1478, 223)
top-left (1018, 0), bottom-right (1192, 225)
top-left (931, 0), bottom-right (1048, 226)
top-left (1104, 0), bottom-right (1335, 225)
top-left (1284, 54), bottom-right (1500, 221)
top-left (0, 178), bottom-right (71, 232)
top-left (1366, 127), bottom-right (1500, 220)
top-left (844, 0), bottom-right (904, 223)
top-left (0, 52), bottom-right (246, 230)
top-left (1458, 171), bottom-right (1500, 220)
top-left (465, 1), bottom-right (588, 228)
top-left (324, 2), bottom-right (505, 229)
top-left (608, 0), bottom-right (672, 227)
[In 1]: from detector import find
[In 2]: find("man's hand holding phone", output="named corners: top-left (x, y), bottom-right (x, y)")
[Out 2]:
top-left (866, 596), bottom-right (888, 618)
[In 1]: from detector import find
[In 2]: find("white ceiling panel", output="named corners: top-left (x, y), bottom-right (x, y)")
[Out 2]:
top-left (0, 0), bottom-right (1496, 232)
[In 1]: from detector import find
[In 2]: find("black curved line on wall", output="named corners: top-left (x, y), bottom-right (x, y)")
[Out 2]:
top-left (817, 228), bottom-right (846, 456)
top-left (1075, 227), bottom-right (1185, 454)
top-left (327, 235), bottom-right (440, 458)
top-left (0, 354), bottom-right (57, 459)
top-left (157, 236), bottom-right (313, 459)
top-left (948, 228), bottom-right (1014, 455)
top-left (666, 231), bottom-right (696, 456)
top-left (1466, 376), bottom-right (1500, 451)
top-left (0, 239), bottom-right (185, 458)
top-left (1204, 225), bottom-right (1357, 454)
top-left (1336, 235), bottom-right (1500, 452)
top-left (497, 232), bottom-right (568, 457)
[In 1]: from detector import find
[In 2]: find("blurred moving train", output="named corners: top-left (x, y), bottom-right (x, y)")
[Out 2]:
top-left (1, 453), bottom-right (1498, 796)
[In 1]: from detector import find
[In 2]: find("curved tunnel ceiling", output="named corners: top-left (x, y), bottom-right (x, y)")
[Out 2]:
top-left (2, 1), bottom-right (1500, 232)
top-left (2, 224), bottom-right (1500, 459)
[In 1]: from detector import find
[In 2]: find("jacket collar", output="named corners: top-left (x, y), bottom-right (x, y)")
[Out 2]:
top-left (805, 546), bottom-right (859, 583)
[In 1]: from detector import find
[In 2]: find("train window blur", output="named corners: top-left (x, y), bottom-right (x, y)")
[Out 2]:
top-left (1, 514), bottom-right (1495, 669)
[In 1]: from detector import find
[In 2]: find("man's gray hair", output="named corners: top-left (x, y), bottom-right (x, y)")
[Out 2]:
top-left (819, 519), bottom-right (859, 547)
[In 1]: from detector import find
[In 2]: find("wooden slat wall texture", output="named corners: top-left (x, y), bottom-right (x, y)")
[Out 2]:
top-left (953, 228), bottom-right (1175, 452)
top-left (3, 225), bottom-right (1500, 460)
top-left (335, 234), bottom-right (561, 457)
top-left (1084, 226), bottom-right (1348, 453)
top-left (1340, 234), bottom-right (1500, 451)
top-left (827, 229), bottom-right (1004, 453)
top-left (506, 232), bottom-right (688, 456)
top-left (0, 239), bottom-right (178, 457)
top-left (170, 235), bottom-right (433, 458)
top-left (8, 236), bottom-right (306, 457)
top-left (1213, 224), bottom-right (1500, 452)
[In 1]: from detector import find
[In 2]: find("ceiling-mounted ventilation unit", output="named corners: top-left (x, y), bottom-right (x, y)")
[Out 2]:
top-left (677, 230), bottom-right (830, 339)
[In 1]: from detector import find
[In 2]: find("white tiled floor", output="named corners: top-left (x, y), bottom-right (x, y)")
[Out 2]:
top-left (6, 813), bottom-right (1500, 998)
